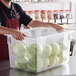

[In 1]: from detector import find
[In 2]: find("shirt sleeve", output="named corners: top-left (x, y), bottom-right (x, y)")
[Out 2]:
top-left (20, 12), bottom-right (32, 26)
top-left (15, 3), bottom-right (32, 26)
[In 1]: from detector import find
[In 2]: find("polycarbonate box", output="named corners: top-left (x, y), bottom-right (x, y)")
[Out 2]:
top-left (7, 27), bottom-right (72, 73)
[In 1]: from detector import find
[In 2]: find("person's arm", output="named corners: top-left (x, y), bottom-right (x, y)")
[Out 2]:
top-left (0, 26), bottom-right (25, 40)
top-left (28, 20), bottom-right (64, 32)
top-left (14, 3), bottom-right (63, 31)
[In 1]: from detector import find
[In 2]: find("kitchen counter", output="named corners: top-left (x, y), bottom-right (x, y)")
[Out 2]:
top-left (0, 56), bottom-right (76, 76)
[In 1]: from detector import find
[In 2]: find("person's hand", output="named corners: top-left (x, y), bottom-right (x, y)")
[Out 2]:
top-left (55, 25), bottom-right (64, 32)
top-left (52, 24), bottom-right (64, 32)
top-left (11, 29), bottom-right (26, 40)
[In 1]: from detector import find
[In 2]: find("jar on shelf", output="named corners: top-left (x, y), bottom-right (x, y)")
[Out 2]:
top-left (19, 0), bottom-right (23, 1)
top-left (66, 10), bottom-right (72, 19)
top-left (41, 10), bottom-right (47, 22)
top-left (40, 0), bottom-right (45, 2)
top-left (32, 0), bottom-right (38, 2)
top-left (47, 0), bottom-right (51, 2)
top-left (25, 0), bottom-right (32, 2)
top-left (60, 10), bottom-right (67, 24)
top-left (15, 0), bottom-right (20, 1)
top-left (35, 10), bottom-right (41, 21)
top-left (29, 11), bottom-right (35, 20)
top-left (53, 0), bottom-right (59, 1)
top-left (22, 0), bottom-right (26, 1)
top-left (66, 10), bottom-right (73, 24)
top-left (53, 10), bottom-right (60, 24)
top-left (47, 10), bottom-right (54, 23)
top-left (45, 0), bottom-right (48, 1)
top-left (50, 0), bottom-right (55, 1)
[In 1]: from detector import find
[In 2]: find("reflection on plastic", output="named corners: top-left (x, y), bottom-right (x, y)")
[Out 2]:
top-left (9, 64), bottom-right (69, 76)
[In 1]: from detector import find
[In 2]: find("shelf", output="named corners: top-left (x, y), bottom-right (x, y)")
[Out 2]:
top-left (16, 1), bottom-right (61, 4)
top-left (13, 0), bottom-right (76, 3)
top-left (15, 1), bottom-right (59, 3)
top-left (60, 0), bottom-right (76, 2)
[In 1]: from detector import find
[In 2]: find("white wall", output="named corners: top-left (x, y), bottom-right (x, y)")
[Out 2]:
top-left (16, 2), bottom-right (70, 10)
top-left (72, 2), bottom-right (76, 24)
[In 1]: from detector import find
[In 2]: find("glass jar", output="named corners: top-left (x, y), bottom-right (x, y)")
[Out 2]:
top-left (41, 10), bottom-right (47, 22)
top-left (22, 0), bottom-right (26, 1)
top-left (48, 0), bottom-right (54, 2)
top-left (29, 11), bottom-right (35, 20)
top-left (32, 0), bottom-right (38, 2)
top-left (35, 10), bottom-right (41, 21)
top-left (53, 10), bottom-right (60, 24)
top-left (66, 10), bottom-right (72, 19)
top-left (19, 0), bottom-right (23, 1)
top-left (25, 0), bottom-right (32, 2)
top-left (66, 10), bottom-right (73, 24)
top-left (47, 10), bottom-right (54, 23)
top-left (60, 10), bottom-right (67, 24)
top-left (15, 0), bottom-right (20, 2)
top-left (40, 0), bottom-right (45, 2)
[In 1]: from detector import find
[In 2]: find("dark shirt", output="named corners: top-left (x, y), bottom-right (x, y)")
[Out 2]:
top-left (0, 1), bottom-right (32, 28)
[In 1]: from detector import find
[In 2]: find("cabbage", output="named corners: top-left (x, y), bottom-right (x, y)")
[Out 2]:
top-left (15, 57), bottom-right (29, 69)
top-left (58, 51), bottom-right (68, 63)
top-left (37, 58), bottom-right (43, 71)
top-left (24, 51), bottom-right (32, 60)
top-left (27, 57), bottom-right (43, 71)
top-left (43, 58), bottom-right (50, 68)
top-left (50, 42), bottom-right (60, 56)
top-left (43, 45), bottom-right (52, 58)
top-left (58, 42), bottom-right (68, 51)
top-left (49, 55), bottom-right (59, 65)
top-left (27, 43), bottom-right (44, 71)
top-left (12, 42), bottom-right (28, 57)
top-left (28, 43), bottom-right (43, 58)
top-left (27, 57), bottom-right (37, 71)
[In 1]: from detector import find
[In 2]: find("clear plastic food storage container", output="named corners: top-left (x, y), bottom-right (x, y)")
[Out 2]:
top-left (7, 27), bottom-right (72, 73)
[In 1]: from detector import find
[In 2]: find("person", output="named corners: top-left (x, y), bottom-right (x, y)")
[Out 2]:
top-left (0, 0), bottom-right (64, 60)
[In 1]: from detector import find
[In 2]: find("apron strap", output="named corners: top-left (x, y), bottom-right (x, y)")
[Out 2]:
top-left (0, 3), bottom-right (18, 20)
top-left (0, 3), bottom-right (8, 20)
top-left (12, 6), bottom-right (18, 19)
